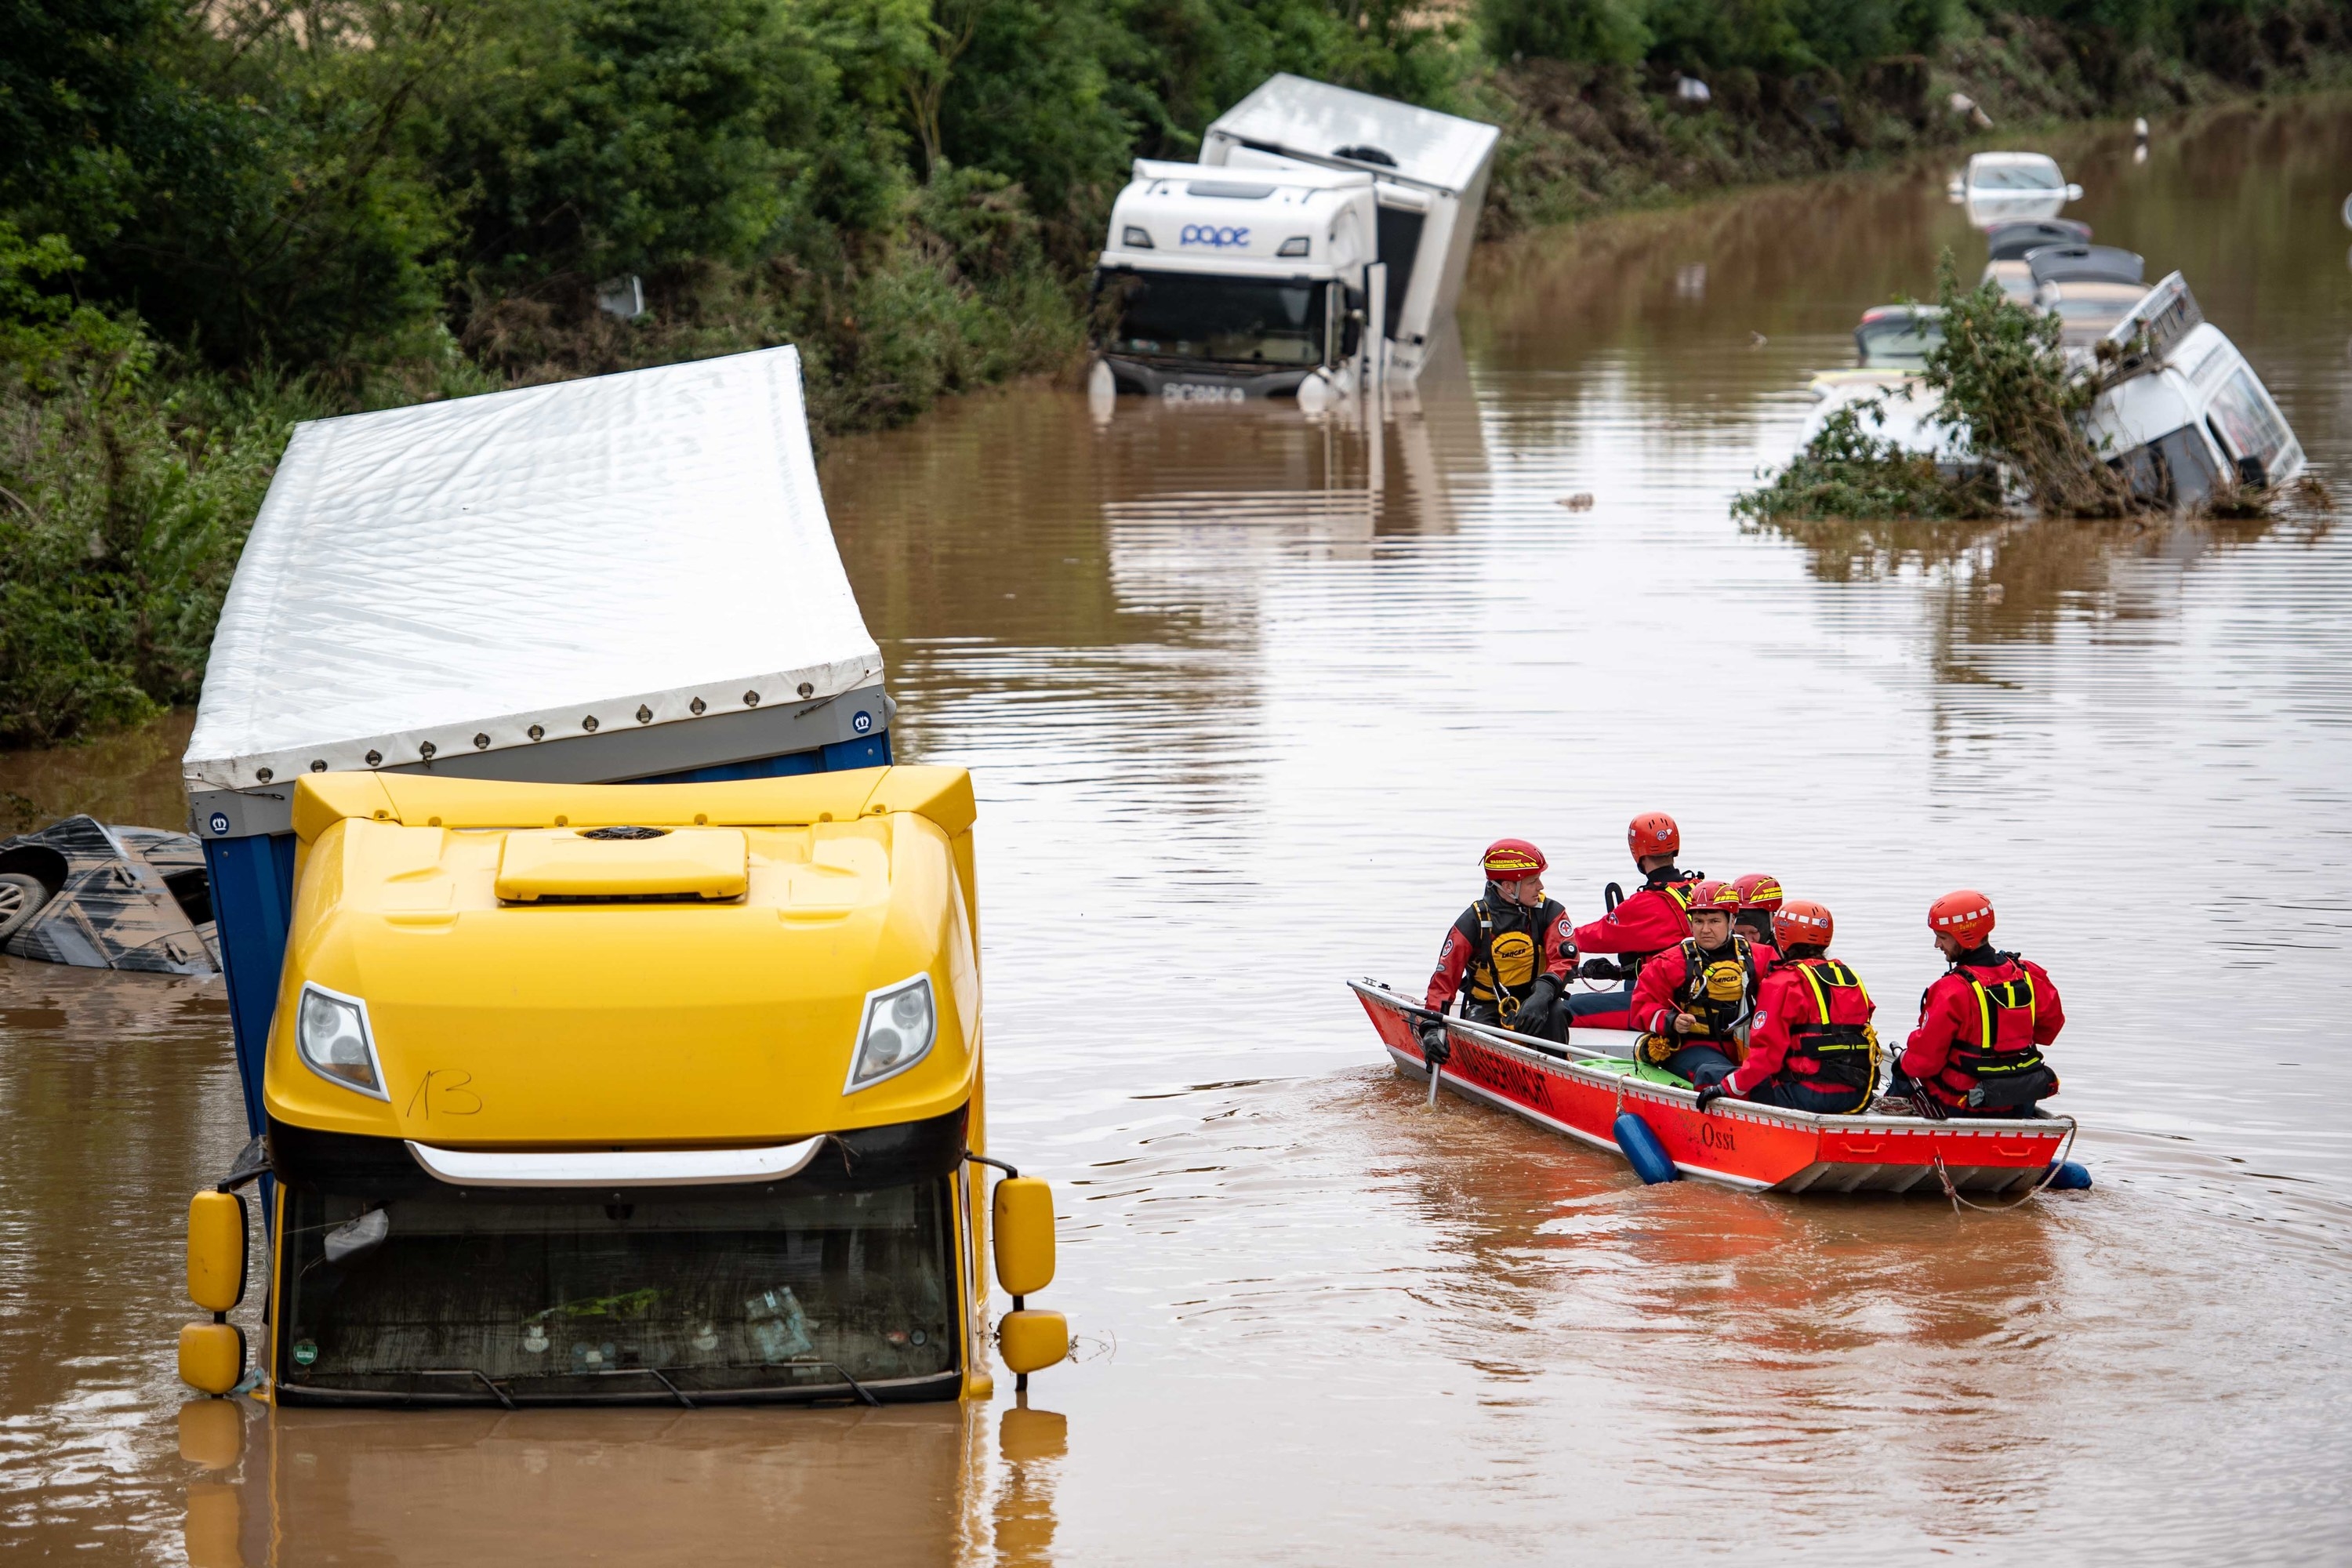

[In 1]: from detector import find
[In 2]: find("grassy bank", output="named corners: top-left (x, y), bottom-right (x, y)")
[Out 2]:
top-left (6, 0), bottom-right (2349, 748)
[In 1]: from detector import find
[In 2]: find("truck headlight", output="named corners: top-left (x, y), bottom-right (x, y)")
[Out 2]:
top-left (296, 984), bottom-right (387, 1098)
top-left (848, 975), bottom-right (935, 1091)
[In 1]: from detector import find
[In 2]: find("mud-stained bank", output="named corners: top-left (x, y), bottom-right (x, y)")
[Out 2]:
top-left (3, 97), bottom-right (2351, 1564)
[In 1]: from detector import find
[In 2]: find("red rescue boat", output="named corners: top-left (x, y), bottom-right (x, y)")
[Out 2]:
top-left (1351, 978), bottom-right (2074, 1195)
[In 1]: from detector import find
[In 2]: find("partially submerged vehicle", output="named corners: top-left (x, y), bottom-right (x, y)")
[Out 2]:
top-left (2090, 273), bottom-right (2307, 504)
top-left (0, 816), bottom-right (217, 975)
top-left (1092, 74), bottom-right (1498, 404)
top-left (1951, 151), bottom-right (2082, 228)
top-left (1352, 982), bottom-right (2076, 1196)
top-left (174, 348), bottom-right (1069, 1408)
top-left (2027, 245), bottom-right (2149, 347)
top-left (1802, 305), bottom-right (1966, 465)
top-left (1981, 219), bottom-right (2093, 300)
top-left (1798, 270), bottom-right (2303, 507)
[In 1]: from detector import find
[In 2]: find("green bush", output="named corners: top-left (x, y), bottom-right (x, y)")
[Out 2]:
top-left (0, 223), bottom-right (314, 745)
top-left (1734, 398), bottom-right (1998, 522)
top-left (1488, 0), bottom-right (1653, 67)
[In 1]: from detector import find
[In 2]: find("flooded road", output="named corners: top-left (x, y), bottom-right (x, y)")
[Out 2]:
top-left (6, 96), bottom-right (2352, 1563)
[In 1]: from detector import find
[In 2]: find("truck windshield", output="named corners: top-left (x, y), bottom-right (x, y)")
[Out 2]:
top-left (1104, 271), bottom-right (1327, 367)
top-left (277, 1178), bottom-right (959, 1403)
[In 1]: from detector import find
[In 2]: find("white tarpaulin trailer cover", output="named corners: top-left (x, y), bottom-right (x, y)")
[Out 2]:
top-left (1204, 74), bottom-right (1500, 195)
top-left (185, 347), bottom-right (884, 797)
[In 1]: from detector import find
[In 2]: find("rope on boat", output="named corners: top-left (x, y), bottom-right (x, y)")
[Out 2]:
top-left (1930, 1120), bottom-right (2078, 1214)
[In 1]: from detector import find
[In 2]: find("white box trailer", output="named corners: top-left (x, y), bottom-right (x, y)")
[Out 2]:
top-left (1091, 75), bottom-right (1498, 404)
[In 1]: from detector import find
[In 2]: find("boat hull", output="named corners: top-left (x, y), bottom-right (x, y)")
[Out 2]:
top-left (1351, 979), bottom-right (2072, 1195)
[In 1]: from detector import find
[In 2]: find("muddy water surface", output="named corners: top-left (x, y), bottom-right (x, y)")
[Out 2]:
top-left (5, 99), bottom-right (2352, 1564)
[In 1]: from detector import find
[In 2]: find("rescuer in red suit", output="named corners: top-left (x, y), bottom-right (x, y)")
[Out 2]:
top-left (1567, 811), bottom-right (1700, 1026)
top-left (1423, 839), bottom-right (1579, 1064)
top-left (1697, 899), bottom-right (1878, 1116)
top-left (1627, 880), bottom-right (1775, 1087)
top-left (1730, 873), bottom-right (1783, 946)
top-left (1899, 890), bottom-right (2065, 1117)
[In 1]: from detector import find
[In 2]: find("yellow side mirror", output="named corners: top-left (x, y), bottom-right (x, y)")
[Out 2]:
top-left (187, 1192), bottom-right (248, 1314)
top-left (992, 1176), bottom-right (1055, 1298)
top-left (178, 1322), bottom-right (246, 1396)
top-left (998, 1308), bottom-right (1069, 1375)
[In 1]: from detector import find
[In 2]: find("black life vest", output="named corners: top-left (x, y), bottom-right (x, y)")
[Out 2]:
top-left (1931, 955), bottom-right (2056, 1110)
top-left (1465, 895), bottom-right (1564, 1018)
top-left (1637, 935), bottom-right (1761, 1063)
top-left (1781, 958), bottom-right (1879, 1100)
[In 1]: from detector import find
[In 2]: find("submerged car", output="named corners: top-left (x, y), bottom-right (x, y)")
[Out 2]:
top-left (1801, 305), bottom-right (1968, 467)
top-left (1804, 304), bottom-right (1946, 404)
top-left (1951, 151), bottom-right (2083, 228)
top-left (1980, 219), bottom-right (2094, 299)
top-left (0, 816), bottom-right (219, 975)
top-left (2027, 245), bottom-right (2149, 347)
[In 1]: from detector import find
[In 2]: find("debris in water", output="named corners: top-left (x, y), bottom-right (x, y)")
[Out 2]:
top-left (1559, 493), bottom-right (1595, 510)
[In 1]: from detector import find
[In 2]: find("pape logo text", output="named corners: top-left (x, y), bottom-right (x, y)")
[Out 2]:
top-left (1179, 224), bottom-right (1250, 249)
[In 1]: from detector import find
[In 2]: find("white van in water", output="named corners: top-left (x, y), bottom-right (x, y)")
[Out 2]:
top-left (2088, 273), bottom-right (2306, 503)
top-left (1091, 74), bottom-right (1497, 404)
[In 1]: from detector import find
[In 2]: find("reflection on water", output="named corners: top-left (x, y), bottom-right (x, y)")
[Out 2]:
top-left (5, 96), bottom-right (2352, 1563)
top-left (162, 1397), bottom-right (1070, 1567)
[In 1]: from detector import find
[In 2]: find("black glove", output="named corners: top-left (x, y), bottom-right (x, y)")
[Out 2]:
top-left (1519, 976), bottom-right (1559, 1019)
top-left (1693, 1083), bottom-right (1729, 1114)
top-left (1579, 958), bottom-right (1622, 982)
top-left (1419, 1025), bottom-right (1450, 1068)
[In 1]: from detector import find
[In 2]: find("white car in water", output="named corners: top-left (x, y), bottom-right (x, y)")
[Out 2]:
top-left (1799, 306), bottom-right (1969, 467)
top-left (1951, 151), bottom-right (2083, 228)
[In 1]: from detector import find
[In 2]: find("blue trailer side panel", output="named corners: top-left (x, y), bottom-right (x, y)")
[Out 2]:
top-left (202, 832), bottom-right (298, 1138)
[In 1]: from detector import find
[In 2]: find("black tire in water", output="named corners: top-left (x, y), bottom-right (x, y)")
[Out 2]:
top-left (0, 871), bottom-right (50, 941)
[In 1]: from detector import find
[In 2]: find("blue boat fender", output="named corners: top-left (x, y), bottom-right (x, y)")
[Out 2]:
top-left (1613, 1111), bottom-right (1679, 1185)
top-left (2047, 1160), bottom-right (2092, 1191)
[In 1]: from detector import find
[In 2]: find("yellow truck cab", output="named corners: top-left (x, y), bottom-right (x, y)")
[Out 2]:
top-left (173, 348), bottom-right (1063, 1406)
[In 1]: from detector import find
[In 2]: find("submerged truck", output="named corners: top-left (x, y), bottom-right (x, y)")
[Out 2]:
top-left (1091, 74), bottom-right (1498, 405)
top-left (174, 347), bottom-right (1067, 1406)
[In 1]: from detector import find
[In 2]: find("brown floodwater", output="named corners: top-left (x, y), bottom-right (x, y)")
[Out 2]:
top-left (5, 97), bottom-right (2352, 1564)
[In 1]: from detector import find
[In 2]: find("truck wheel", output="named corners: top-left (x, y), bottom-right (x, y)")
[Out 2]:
top-left (0, 871), bottom-right (50, 941)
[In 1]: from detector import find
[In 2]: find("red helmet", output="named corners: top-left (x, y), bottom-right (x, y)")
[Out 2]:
top-left (1773, 899), bottom-right (1833, 949)
top-left (1483, 838), bottom-right (1547, 880)
top-left (1628, 811), bottom-right (1680, 861)
top-left (1686, 878), bottom-right (1737, 913)
top-left (1929, 889), bottom-right (1996, 946)
top-left (1733, 873), bottom-right (1783, 912)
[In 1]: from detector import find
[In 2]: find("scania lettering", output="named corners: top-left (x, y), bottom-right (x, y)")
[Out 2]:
top-left (172, 349), bottom-right (1067, 1410)
top-left (1091, 74), bottom-right (1497, 406)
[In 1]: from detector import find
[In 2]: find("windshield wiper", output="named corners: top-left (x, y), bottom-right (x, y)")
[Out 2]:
top-left (585, 1366), bottom-right (697, 1409)
top-left (416, 1368), bottom-right (516, 1410)
top-left (791, 1359), bottom-right (883, 1408)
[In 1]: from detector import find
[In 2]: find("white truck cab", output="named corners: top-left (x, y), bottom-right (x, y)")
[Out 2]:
top-left (1094, 157), bottom-right (1381, 402)
top-left (1092, 75), bottom-right (1498, 405)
